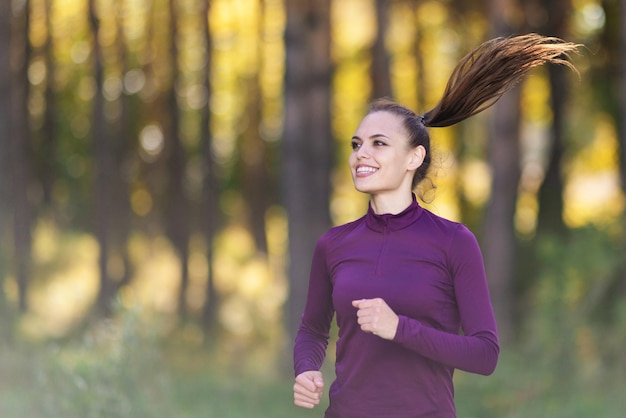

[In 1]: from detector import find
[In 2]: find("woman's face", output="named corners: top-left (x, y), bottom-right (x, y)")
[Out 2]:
top-left (349, 111), bottom-right (424, 196)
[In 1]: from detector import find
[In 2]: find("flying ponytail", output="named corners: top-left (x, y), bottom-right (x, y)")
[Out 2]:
top-left (422, 33), bottom-right (581, 127)
top-left (367, 33), bottom-right (581, 191)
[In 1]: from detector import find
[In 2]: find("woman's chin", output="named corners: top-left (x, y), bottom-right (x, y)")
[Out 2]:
top-left (353, 184), bottom-right (378, 195)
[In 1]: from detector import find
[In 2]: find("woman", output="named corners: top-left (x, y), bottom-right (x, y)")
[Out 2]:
top-left (293, 34), bottom-right (580, 417)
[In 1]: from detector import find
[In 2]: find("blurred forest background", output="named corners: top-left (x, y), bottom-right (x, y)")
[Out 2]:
top-left (1, 0), bottom-right (625, 416)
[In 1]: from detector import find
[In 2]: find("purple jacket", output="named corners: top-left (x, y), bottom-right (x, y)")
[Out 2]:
top-left (294, 196), bottom-right (499, 418)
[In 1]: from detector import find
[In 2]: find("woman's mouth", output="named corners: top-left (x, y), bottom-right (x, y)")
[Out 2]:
top-left (356, 165), bottom-right (378, 176)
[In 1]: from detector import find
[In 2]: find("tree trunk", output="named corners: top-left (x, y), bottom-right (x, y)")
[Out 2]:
top-left (618, 0), bottom-right (626, 295)
top-left (483, 87), bottom-right (522, 345)
top-left (483, 0), bottom-right (524, 344)
top-left (0, 0), bottom-right (14, 339)
top-left (89, 0), bottom-right (115, 316)
top-left (0, 0), bottom-right (11, 240)
top-left (535, 64), bottom-right (567, 236)
top-left (534, 0), bottom-right (571, 237)
top-left (619, 0), bottom-right (626, 201)
top-left (371, 0), bottom-right (392, 99)
top-left (200, 0), bottom-right (220, 333)
top-left (41, 0), bottom-right (57, 206)
top-left (283, 0), bottom-right (333, 345)
top-left (241, 75), bottom-right (270, 255)
top-left (594, 0), bottom-right (626, 301)
top-left (165, 0), bottom-right (191, 318)
top-left (110, 0), bottom-right (133, 290)
top-left (237, 0), bottom-right (272, 257)
top-left (10, 0), bottom-right (33, 312)
top-left (413, 2), bottom-right (425, 112)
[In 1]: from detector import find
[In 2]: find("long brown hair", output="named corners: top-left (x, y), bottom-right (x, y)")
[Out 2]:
top-left (423, 33), bottom-right (580, 127)
top-left (368, 33), bottom-right (581, 190)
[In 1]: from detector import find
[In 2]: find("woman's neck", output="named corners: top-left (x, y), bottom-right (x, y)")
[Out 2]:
top-left (369, 192), bottom-right (413, 215)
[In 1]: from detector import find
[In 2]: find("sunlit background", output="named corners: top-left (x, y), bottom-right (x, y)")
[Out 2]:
top-left (1, 0), bottom-right (625, 417)
top-left (15, 0), bottom-right (622, 336)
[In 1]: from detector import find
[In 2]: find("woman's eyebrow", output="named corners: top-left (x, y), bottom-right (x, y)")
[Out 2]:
top-left (351, 133), bottom-right (390, 141)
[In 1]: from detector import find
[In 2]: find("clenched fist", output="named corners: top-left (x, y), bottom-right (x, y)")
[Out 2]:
top-left (294, 370), bottom-right (325, 409)
top-left (352, 298), bottom-right (399, 340)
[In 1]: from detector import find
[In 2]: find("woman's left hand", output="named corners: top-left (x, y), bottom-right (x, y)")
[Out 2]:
top-left (352, 298), bottom-right (399, 340)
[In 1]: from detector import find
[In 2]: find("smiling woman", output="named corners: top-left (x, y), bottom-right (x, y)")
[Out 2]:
top-left (293, 34), bottom-right (581, 418)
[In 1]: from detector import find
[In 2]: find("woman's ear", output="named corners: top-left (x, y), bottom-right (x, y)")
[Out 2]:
top-left (408, 145), bottom-right (426, 171)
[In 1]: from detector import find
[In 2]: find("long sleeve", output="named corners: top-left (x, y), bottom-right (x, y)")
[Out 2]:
top-left (293, 234), bottom-right (335, 377)
top-left (392, 224), bottom-right (499, 375)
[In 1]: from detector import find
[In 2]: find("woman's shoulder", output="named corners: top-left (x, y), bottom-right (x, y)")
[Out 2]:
top-left (420, 207), bottom-right (476, 240)
top-left (318, 215), bottom-right (367, 243)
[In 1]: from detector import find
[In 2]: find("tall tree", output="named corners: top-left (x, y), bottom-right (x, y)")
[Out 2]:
top-left (482, 0), bottom-right (524, 343)
top-left (89, 0), bottom-right (115, 315)
top-left (371, 0), bottom-right (392, 99)
top-left (165, 0), bottom-right (191, 318)
top-left (240, 2), bottom-right (272, 256)
top-left (619, 0), bottom-right (626, 294)
top-left (109, 0), bottom-right (134, 290)
top-left (587, 1), bottom-right (626, 299)
top-left (283, 0), bottom-right (333, 343)
top-left (0, 0), bottom-right (14, 336)
top-left (602, 0), bottom-right (626, 293)
top-left (10, 0), bottom-right (34, 312)
top-left (619, 0), bottom-right (626, 202)
top-left (241, 78), bottom-right (271, 255)
top-left (200, 0), bottom-right (220, 333)
top-left (483, 87), bottom-right (522, 344)
top-left (40, 0), bottom-right (57, 206)
top-left (413, 1), bottom-right (426, 112)
top-left (534, 0), bottom-right (572, 236)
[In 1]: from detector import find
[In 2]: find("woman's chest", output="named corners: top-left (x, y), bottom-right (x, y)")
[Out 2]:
top-left (328, 234), bottom-right (457, 326)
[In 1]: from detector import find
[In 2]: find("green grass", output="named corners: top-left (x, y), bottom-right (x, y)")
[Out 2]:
top-left (168, 372), bottom-right (327, 418)
top-left (3, 338), bottom-right (624, 418)
top-left (0, 312), bottom-right (330, 418)
top-left (1, 304), bottom-right (626, 418)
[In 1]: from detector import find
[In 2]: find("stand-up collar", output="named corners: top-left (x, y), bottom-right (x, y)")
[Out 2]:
top-left (365, 194), bottom-right (423, 232)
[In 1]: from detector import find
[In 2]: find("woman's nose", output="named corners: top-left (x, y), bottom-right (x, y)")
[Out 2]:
top-left (356, 143), bottom-right (369, 158)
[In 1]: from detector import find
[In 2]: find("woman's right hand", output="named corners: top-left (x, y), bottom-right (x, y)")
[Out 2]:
top-left (293, 370), bottom-right (325, 409)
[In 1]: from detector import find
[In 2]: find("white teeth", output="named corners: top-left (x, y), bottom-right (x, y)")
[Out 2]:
top-left (357, 166), bottom-right (377, 173)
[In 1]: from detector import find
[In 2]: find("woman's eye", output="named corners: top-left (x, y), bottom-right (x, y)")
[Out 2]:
top-left (351, 141), bottom-right (361, 150)
top-left (374, 140), bottom-right (386, 146)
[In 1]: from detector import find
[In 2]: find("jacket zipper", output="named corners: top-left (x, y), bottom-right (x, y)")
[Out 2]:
top-left (375, 218), bottom-right (389, 276)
